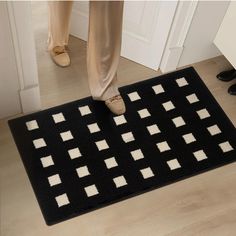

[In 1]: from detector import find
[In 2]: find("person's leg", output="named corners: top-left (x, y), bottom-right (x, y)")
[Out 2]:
top-left (47, 0), bottom-right (73, 51)
top-left (47, 1), bottom-right (73, 67)
top-left (87, 1), bottom-right (124, 103)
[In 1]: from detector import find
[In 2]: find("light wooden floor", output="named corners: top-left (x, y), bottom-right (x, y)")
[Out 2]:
top-left (1, 2), bottom-right (236, 236)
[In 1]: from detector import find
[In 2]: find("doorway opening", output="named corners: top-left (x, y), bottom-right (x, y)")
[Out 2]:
top-left (30, 1), bottom-right (181, 111)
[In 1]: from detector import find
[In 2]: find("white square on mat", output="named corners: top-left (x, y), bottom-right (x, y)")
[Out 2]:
top-left (176, 77), bottom-right (188, 87)
top-left (26, 120), bottom-right (39, 130)
top-left (55, 193), bottom-right (70, 207)
top-left (48, 174), bottom-right (61, 186)
top-left (52, 112), bottom-right (65, 123)
top-left (182, 133), bottom-right (196, 144)
top-left (84, 184), bottom-right (99, 197)
top-left (76, 166), bottom-right (90, 178)
top-left (218, 141), bottom-right (234, 153)
top-left (138, 108), bottom-right (151, 119)
top-left (152, 84), bottom-right (164, 94)
top-left (121, 132), bottom-right (135, 143)
top-left (128, 91), bottom-right (141, 101)
top-left (95, 139), bottom-right (109, 151)
top-left (130, 149), bottom-right (144, 161)
top-left (113, 176), bottom-right (127, 188)
top-left (186, 93), bottom-right (199, 104)
top-left (156, 141), bottom-right (171, 152)
top-left (193, 150), bottom-right (208, 161)
top-left (140, 167), bottom-right (154, 179)
top-left (104, 157), bottom-right (118, 169)
top-left (113, 115), bottom-right (127, 126)
top-left (147, 124), bottom-right (161, 135)
top-left (207, 124), bottom-right (221, 136)
top-left (40, 155), bottom-right (54, 168)
top-left (68, 147), bottom-right (81, 159)
top-left (87, 123), bottom-right (100, 133)
top-left (172, 116), bottom-right (186, 127)
top-left (60, 131), bottom-right (73, 141)
top-left (167, 159), bottom-right (181, 170)
top-left (33, 138), bottom-right (46, 149)
top-left (162, 101), bottom-right (175, 111)
top-left (196, 108), bottom-right (210, 119)
top-left (78, 105), bottom-right (92, 116)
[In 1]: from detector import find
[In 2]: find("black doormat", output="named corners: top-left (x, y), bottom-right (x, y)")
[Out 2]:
top-left (8, 67), bottom-right (236, 225)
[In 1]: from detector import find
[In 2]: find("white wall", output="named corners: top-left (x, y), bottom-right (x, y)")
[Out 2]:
top-left (0, 2), bottom-right (21, 119)
top-left (178, 1), bottom-right (230, 67)
top-left (214, 1), bottom-right (236, 69)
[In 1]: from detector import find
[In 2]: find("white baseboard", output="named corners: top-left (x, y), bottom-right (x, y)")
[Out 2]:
top-left (19, 86), bottom-right (41, 114)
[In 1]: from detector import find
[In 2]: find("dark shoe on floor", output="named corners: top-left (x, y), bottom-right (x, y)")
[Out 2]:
top-left (228, 83), bottom-right (236, 95)
top-left (216, 69), bottom-right (236, 82)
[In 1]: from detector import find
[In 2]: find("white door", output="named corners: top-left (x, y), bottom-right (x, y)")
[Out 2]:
top-left (70, 1), bottom-right (178, 70)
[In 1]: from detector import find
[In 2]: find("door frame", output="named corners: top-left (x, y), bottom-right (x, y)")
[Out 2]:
top-left (160, 0), bottom-right (199, 72)
top-left (7, 1), bottom-right (41, 114)
top-left (7, 0), bottom-right (198, 114)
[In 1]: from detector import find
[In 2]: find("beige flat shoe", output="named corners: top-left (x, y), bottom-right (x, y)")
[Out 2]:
top-left (49, 45), bottom-right (70, 67)
top-left (105, 95), bottom-right (126, 115)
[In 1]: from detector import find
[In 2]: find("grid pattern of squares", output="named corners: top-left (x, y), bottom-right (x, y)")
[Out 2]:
top-left (9, 68), bottom-right (236, 225)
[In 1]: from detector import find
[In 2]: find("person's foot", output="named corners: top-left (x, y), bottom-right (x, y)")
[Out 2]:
top-left (228, 83), bottom-right (236, 95)
top-left (216, 69), bottom-right (236, 82)
top-left (49, 45), bottom-right (70, 67)
top-left (105, 95), bottom-right (126, 115)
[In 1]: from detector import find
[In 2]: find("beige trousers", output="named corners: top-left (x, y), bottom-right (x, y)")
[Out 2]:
top-left (47, 1), bottom-right (124, 101)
